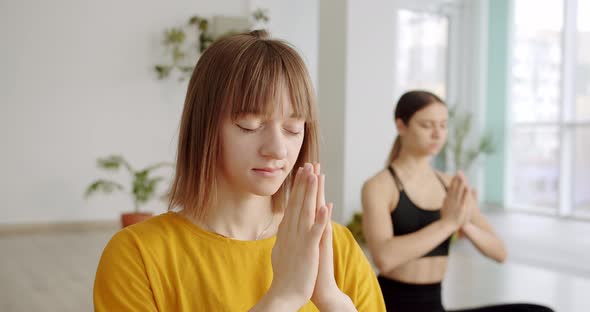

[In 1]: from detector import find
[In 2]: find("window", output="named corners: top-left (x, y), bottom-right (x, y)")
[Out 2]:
top-left (394, 9), bottom-right (448, 99)
top-left (508, 0), bottom-right (590, 218)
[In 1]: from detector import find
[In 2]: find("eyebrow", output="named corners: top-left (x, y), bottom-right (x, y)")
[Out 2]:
top-left (235, 112), bottom-right (304, 120)
top-left (417, 119), bottom-right (447, 122)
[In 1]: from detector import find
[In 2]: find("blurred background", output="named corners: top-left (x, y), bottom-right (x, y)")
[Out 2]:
top-left (0, 0), bottom-right (588, 311)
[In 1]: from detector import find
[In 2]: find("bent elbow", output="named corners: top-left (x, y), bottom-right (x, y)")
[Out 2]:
top-left (374, 256), bottom-right (390, 273)
top-left (373, 253), bottom-right (401, 273)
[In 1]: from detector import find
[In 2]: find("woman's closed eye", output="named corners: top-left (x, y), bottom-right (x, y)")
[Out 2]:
top-left (236, 122), bottom-right (261, 133)
top-left (283, 125), bottom-right (303, 135)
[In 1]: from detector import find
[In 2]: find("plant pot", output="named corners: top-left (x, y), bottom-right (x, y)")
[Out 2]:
top-left (121, 212), bottom-right (153, 228)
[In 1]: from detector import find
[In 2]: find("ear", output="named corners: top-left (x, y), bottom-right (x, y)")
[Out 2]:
top-left (395, 118), bottom-right (407, 136)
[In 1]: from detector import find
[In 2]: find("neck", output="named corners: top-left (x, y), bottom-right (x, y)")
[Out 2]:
top-left (208, 194), bottom-right (276, 240)
top-left (392, 148), bottom-right (433, 174)
top-left (183, 179), bottom-right (278, 241)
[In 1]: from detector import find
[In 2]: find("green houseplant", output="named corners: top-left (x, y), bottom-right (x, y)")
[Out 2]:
top-left (438, 107), bottom-right (495, 172)
top-left (346, 212), bottom-right (365, 245)
top-left (85, 155), bottom-right (174, 227)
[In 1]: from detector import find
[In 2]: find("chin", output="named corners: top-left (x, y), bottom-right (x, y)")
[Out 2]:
top-left (427, 145), bottom-right (443, 155)
top-left (249, 183), bottom-right (283, 196)
top-left (429, 150), bottom-right (442, 156)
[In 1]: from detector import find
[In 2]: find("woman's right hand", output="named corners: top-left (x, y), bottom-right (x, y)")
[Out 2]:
top-left (255, 163), bottom-right (329, 311)
top-left (440, 172), bottom-right (471, 230)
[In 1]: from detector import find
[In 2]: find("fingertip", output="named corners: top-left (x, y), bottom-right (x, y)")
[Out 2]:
top-left (314, 205), bottom-right (328, 227)
top-left (308, 172), bottom-right (317, 184)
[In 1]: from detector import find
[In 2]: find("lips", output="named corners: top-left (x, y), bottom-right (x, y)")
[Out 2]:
top-left (251, 166), bottom-right (285, 178)
top-left (253, 167), bottom-right (282, 173)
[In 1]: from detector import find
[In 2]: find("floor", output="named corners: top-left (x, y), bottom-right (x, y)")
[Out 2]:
top-left (444, 211), bottom-right (590, 311)
top-left (0, 211), bottom-right (588, 312)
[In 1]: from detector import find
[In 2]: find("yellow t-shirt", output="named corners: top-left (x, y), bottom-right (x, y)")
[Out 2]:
top-left (94, 212), bottom-right (385, 311)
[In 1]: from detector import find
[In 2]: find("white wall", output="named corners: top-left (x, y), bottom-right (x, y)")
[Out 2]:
top-left (317, 0), bottom-right (348, 223)
top-left (317, 0), bottom-right (398, 224)
top-left (343, 0), bottom-right (397, 222)
top-left (251, 0), bottom-right (319, 89)
top-left (0, 0), bottom-right (319, 225)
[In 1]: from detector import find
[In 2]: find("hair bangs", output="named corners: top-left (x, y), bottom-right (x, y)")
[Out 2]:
top-left (226, 41), bottom-right (314, 122)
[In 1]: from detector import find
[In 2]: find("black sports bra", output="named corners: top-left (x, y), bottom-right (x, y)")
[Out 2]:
top-left (387, 166), bottom-right (451, 257)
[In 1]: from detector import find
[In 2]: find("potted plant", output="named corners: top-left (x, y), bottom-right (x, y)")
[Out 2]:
top-left (85, 155), bottom-right (174, 227)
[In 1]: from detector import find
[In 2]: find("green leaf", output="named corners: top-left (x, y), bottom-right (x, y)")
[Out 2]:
top-left (155, 65), bottom-right (172, 79)
top-left (172, 47), bottom-right (185, 62)
top-left (164, 28), bottom-right (185, 45)
top-left (84, 180), bottom-right (125, 198)
top-left (252, 8), bottom-right (270, 23)
top-left (444, 106), bottom-right (497, 171)
top-left (97, 155), bottom-right (133, 173)
top-left (188, 16), bottom-right (201, 25)
top-left (346, 212), bottom-right (365, 244)
top-left (179, 66), bottom-right (194, 73)
top-left (97, 155), bottom-right (122, 170)
top-left (198, 19), bottom-right (208, 32)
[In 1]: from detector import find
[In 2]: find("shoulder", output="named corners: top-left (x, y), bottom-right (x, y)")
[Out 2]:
top-left (362, 169), bottom-right (397, 198)
top-left (331, 222), bottom-right (386, 311)
top-left (331, 222), bottom-right (368, 269)
top-left (332, 221), bottom-right (355, 244)
top-left (362, 169), bottom-right (398, 212)
top-left (100, 213), bottom-right (183, 260)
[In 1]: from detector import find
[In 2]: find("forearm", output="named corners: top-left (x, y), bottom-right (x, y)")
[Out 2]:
top-left (315, 292), bottom-right (356, 312)
top-left (462, 222), bottom-right (507, 262)
top-left (249, 289), bottom-right (302, 312)
top-left (373, 220), bottom-right (456, 272)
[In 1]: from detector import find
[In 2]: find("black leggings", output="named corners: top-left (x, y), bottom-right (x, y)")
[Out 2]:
top-left (377, 275), bottom-right (554, 312)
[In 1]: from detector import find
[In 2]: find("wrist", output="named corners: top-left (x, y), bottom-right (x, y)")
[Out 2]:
top-left (253, 287), bottom-right (304, 312)
top-left (461, 222), bottom-right (476, 232)
top-left (313, 290), bottom-right (355, 311)
top-left (440, 218), bottom-right (459, 233)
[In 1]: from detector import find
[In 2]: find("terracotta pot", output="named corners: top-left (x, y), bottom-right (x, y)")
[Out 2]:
top-left (121, 212), bottom-right (153, 228)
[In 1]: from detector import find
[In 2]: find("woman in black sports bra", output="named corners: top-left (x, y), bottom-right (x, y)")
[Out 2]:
top-left (361, 90), bottom-right (553, 312)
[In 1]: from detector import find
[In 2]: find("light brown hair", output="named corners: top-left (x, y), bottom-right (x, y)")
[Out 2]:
top-left (168, 30), bottom-right (319, 221)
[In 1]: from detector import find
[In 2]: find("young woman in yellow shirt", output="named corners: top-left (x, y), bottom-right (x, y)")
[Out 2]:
top-left (93, 30), bottom-right (385, 312)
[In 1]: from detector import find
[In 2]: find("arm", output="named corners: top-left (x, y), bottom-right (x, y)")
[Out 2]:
top-left (436, 172), bottom-right (507, 263)
top-left (249, 289), bottom-right (305, 312)
top-left (361, 179), bottom-right (457, 273)
top-left (461, 195), bottom-right (507, 262)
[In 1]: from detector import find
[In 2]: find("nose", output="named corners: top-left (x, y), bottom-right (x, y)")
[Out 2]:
top-left (260, 126), bottom-right (288, 160)
top-left (432, 127), bottom-right (443, 139)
